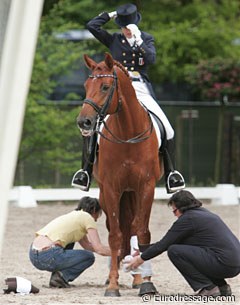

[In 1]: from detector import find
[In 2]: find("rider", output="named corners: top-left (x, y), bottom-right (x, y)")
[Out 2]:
top-left (72, 3), bottom-right (185, 194)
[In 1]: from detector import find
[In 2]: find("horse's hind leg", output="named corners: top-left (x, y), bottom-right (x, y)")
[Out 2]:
top-left (132, 180), bottom-right (158, 295)
top-left (132, 274), bottom-right (142, 288)
top-left (129, 235), bottom-right (142, 288)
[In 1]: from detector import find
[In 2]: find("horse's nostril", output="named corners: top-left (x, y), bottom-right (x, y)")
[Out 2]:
top-left (83, 119), bottom-right (92, 129)
top-left (77, 117), bottom-right (93, 130)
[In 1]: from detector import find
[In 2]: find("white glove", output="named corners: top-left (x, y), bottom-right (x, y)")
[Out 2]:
top-left (126, 24), bottom-right (143, 46)
top-left (108, 11), bottom-right (117, 19)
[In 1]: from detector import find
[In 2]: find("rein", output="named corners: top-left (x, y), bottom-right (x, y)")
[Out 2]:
top-left (83, 69), bottom-right (153, 144)
top-left (98, 115), bottom-right (153, 144)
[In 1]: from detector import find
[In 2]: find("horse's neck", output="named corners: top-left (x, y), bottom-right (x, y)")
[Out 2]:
top-left (117, 82), bottom-right (149, 133)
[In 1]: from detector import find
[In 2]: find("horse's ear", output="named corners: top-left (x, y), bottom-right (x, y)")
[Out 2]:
top-left (83, 54), bottom-right (97, 70)
top-left (105, 52), bottom-right (114, 70)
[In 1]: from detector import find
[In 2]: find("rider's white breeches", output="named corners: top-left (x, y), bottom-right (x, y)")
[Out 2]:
top-left (132, 81), bottom-right (174, 140)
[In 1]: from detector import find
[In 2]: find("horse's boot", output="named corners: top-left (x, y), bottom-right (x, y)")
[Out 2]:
top-left (162, 139), bottom-right (185, 193)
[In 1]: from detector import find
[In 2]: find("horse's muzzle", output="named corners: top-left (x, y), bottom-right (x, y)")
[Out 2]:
top-left (77, 116), bottom-right (95, 136)
top-left (77, 116), bottom-right (93, 130)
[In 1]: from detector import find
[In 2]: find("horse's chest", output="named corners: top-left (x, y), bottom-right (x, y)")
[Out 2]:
top-left (111, 160), bottom-right (142, 177)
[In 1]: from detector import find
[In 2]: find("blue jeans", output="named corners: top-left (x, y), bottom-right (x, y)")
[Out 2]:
top-left (29, 245), bottom-right (95, 282)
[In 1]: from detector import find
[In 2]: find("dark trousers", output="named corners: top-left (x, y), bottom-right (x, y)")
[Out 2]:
top-left (168, 244), bottom-right (240, 291)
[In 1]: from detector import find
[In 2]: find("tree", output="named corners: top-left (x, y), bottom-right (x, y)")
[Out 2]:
top-left (142, 0), bottom-right (240, 83)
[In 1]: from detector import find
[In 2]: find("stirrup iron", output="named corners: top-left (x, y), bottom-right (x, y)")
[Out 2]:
top-left (71, 169), bottom-right (90, 191)
top-left (166, 170), bottom-right (185, 194)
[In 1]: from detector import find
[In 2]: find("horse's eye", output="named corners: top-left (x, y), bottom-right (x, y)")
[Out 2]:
top-left (101, 84), bottom-right (109, 93)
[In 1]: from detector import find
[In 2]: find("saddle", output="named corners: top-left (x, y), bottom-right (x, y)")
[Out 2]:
top-left (146, 110), bottom-right (167, 151)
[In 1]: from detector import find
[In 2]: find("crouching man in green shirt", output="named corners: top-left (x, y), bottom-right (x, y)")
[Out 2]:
top-left (29, 197), bottom-right (111, 288)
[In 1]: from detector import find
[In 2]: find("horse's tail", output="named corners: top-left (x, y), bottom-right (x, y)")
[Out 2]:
top-left (119, 191), bottom-right (135, 260)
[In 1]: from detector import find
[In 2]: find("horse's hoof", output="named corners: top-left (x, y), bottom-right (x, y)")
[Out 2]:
top-left (138, 282), bottom-right (158, 296)
top-left (104, 289), bottom-right (121, 297)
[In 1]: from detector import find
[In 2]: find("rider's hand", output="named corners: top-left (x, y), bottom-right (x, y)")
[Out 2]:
top-left (108, 11), bottom-right (117, 19)
top-left (126, 24), bottom-right (143, 46)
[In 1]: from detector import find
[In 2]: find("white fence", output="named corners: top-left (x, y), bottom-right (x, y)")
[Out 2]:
top-left (8, 184), bottom-right (240, 208)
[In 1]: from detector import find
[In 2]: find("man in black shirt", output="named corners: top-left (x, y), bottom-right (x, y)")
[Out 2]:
top-left (126, 190), bottom-right (240, 297)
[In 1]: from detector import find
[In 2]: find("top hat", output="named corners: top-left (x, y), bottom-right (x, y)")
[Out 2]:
top-left (115, 3), bottom-right (141, 27)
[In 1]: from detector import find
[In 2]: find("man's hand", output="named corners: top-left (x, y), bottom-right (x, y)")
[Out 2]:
top-left (124, 255), bottom-right (144, 271)
top-left (132, 249), bottom-right (140, 257)
top-left (87, 228), bottom-right (111, 256)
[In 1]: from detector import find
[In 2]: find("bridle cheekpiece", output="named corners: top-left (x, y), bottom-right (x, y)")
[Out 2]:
top-left (83, 70), bottom-right (119, 121)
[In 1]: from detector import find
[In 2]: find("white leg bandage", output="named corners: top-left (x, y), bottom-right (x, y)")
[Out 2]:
top-left (130, 235), bottom-right (153, 277)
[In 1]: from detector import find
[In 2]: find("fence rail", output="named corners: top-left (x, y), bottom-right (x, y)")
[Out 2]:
top-left (8, 184), bottom-right (240, 208)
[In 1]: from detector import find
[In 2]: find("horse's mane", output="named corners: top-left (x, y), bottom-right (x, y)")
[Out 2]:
top-left (113, 60), bottom-right (130, 78)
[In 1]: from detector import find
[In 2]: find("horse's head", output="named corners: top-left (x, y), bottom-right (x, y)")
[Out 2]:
top-left (77, 53), bottom-right (121, 136)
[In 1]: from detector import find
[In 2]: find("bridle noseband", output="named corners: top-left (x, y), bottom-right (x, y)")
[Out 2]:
top-left (82, 69), bottom-right (153, 144)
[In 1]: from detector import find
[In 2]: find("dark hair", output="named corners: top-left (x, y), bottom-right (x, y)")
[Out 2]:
top-left (75, 197), bottom-right (102, 215)
top-left (168, 190), bottom-right (202, 213)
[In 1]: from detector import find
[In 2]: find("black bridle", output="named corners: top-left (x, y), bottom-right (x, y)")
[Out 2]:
top-left (83, 70), bottom-right (153, 144)
top-left (84, 70), bottom-right (119, 120)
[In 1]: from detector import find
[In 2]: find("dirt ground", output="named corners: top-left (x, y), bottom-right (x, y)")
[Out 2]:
top-left (0, 200), bottom-right (239, 305)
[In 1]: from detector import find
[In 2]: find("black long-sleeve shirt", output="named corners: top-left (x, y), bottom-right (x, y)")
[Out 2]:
top-left (141, 207), bottom-right (240, 267)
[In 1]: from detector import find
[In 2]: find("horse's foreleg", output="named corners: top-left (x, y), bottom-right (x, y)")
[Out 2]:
top-left (104, 231), bottom-right (122, 296)
top-left (102, 191), bottom-right (122, 297)
top-left (104, 248), bottom-right (120, 296)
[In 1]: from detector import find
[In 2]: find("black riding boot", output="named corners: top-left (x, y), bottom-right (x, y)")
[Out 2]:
top-left (71, 134), bottom-right (97, 191)
top-left (162, 139), bottom-right (185, 194)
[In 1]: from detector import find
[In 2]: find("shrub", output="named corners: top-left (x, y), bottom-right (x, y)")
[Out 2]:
top-left (186, 58), bottom-right (240, 102)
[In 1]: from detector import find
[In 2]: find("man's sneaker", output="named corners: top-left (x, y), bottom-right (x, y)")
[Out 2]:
top-left (49, 271), bottom-right (70, 288)
top-left (166, 170), bottom-right (185, 194)
top-left (71, 169), bottom-right (90, 191)
top-left (219, 284), bottom-right (232, 296)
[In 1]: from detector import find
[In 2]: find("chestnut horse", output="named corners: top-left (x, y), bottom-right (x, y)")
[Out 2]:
top-left (77, 53), bottom-right (163, 296)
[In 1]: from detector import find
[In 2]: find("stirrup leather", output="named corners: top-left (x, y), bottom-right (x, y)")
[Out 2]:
top-left (71, 169), bottom-right (90, 191)
top-left (166, 170), bottom-right (185, 193)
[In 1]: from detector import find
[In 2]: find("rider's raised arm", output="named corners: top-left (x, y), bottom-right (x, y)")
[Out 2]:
top-left (86, 12), bottom-right (114, 48)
